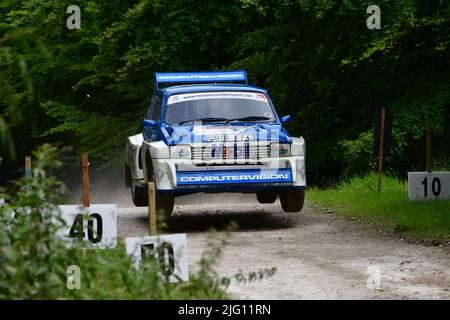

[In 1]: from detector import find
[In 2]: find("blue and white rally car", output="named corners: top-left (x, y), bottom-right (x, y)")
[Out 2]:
top-left (125, 71), bottom-right (306, 216)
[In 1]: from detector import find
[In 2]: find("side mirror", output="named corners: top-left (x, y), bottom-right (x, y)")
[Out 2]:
top-left (143, 119), bottom-right (156, 127)
top-left (281, 115), bottom-right (292, 124)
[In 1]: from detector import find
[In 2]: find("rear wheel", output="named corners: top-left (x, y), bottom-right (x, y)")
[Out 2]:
top-left (279, 189), bottom-right (305, 212)
top-left (256, 190), bottom-right (278, 204)
top-left (125, 163), bottom-right (132, 187)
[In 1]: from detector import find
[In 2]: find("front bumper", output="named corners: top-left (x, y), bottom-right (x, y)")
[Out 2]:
top-left (150, 156), bottom-right (306, 192)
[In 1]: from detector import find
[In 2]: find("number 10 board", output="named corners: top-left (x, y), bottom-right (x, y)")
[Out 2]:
top-left (408, 172), bottom-right (450, 201)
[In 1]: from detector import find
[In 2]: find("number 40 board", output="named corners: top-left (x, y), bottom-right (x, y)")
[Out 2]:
top-left (57, 204), bottom-right (117, 248)
top-left (408, 172), bottom-right (450, 201)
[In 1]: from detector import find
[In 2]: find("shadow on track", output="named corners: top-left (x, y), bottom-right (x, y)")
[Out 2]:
top-left (136, 208), bottom-right (300, 233)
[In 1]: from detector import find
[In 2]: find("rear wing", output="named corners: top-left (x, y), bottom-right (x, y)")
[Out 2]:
top-left (154, 70), bottom-right (247, 93)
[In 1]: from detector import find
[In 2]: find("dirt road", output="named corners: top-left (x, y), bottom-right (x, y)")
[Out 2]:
top-left (117, 193), bottom-right (450, 299)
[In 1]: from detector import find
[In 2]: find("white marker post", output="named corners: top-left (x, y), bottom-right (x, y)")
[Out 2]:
top-left (56, 153), bottom-right (117, 248)
top-left (408, 125), bottom-right (450, 201)
top-left (125, 234), bottom-right (189, 282)
top-left (57, 204), bottom-right (117, 248)
top-left (408, 172), bottom-right (450, 201)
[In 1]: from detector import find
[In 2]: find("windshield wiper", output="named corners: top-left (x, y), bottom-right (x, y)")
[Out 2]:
top-left (178, 117), bottom-right (228, 125)
top-left (226, 116), bottom-right (271, 123)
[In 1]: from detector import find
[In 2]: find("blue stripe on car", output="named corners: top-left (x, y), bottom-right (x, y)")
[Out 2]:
top-left (176, 169), bottom-right (293, 186)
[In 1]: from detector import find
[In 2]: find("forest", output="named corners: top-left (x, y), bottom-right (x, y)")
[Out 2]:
top-left (1, 0), bottom-right (449, 186)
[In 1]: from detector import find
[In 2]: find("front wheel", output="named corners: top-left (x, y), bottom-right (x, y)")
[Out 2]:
top-left (279, 189), bottom-right (305, 212)
top-left (155, 191), bottom-right (174, 217)
top-left (131, 183), bottom-right (148, 207)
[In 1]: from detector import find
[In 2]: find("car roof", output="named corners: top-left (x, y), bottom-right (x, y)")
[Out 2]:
top-left (159, 84), bottom-right (268, 95)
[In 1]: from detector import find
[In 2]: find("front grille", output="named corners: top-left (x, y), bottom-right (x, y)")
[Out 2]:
top-left (192, 142), bottom-right (270, 163)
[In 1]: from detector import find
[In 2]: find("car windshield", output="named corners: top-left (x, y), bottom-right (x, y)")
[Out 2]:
top-left (165, 91), bottom-right (276, 125)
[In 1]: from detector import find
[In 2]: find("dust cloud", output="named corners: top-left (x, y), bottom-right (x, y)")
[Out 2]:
top-left (65, 165), bottom-right (133, 208)
top-left (64, 164), bottom-right (256, 208)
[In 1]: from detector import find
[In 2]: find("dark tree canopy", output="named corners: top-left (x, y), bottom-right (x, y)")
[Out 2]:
top-left (1, 0), bottom-right (449, 184)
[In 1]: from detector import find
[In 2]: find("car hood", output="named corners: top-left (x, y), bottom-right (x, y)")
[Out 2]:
top-left (165, 123), bottom-right (292, 145)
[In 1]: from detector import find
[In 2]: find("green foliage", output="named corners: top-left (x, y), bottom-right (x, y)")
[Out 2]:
top-left (339, 128), bottom-right (409, 177)
top-left (41, 101), bottom-right (138, 167)
top-left (232, 0), bottom-right (450, 182)
top-left (0, 144), bottom-right (229, 299)
top-left (0, 0), bottom-right (449, 183)
top-left (434, 154), bottom-right (450, 171)
top-left (308, 173), bottom-right (450, 240)
top-left (339, 130), bottom-right (376, 176)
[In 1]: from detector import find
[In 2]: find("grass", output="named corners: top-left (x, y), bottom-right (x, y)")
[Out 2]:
top-left (308, 173), bottom-right (450, 240)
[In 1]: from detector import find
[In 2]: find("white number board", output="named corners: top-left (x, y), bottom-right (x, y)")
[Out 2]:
top-left (408, 172), bottom-right (450, 201)
top-left (125, 234), bottom-right (189, 283)
top-left (57, 204), bottom-right (117, 248)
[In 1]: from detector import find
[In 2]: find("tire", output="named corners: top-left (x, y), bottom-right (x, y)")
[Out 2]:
top-left (155, 191), bottom-right (174, 217)
top-left (279, 189), bottom-right (305, 212)
top-left (145, 152), bottom-right (174, 216)
top-left (131, 183), bottom-right (148, 207)
top-left (125, 163), bottom-right (132, 187)
top-left (256, 190), bottom-right (278, 204)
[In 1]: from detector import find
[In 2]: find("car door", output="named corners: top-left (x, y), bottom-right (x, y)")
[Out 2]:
top-left (151, 95), bottom-right (162, 142)
top-left (144, 95), bottom-right (161, 142)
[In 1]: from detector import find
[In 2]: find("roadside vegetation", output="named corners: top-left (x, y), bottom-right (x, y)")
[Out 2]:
top-left (308, 174), bottom-right (450, 241)
top-left (0, 145), bottom-right (229, 299)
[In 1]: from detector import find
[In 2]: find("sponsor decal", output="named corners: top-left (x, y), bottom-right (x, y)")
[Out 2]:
top-left (180, 174), bottom-right (288, 183)
top-left (154, 71), bottom-right (247, 91)
top-left (192, 125), bottom-right (255, 141)
top-left (156, 170), bottom-right (168, 183)
top-left (207, 134), bottom-right (253, 142)
top-left (177, 169), bottom-right (293, 185)
top-left (256, 93), bottom-right (268, 101)
top-left (224, 146), bottom-right (234, 158)
top-left (167, 92), bottom-right (269, 105)
top-left (157, 72), bottom-right (245, 82)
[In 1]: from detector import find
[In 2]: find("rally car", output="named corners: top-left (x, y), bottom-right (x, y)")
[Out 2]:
top-left (125, 71), bottom-right (306, 216)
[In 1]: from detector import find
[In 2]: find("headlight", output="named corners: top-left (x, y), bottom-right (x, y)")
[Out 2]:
top-left (270, 143), bottom-right (290, 157)
top-left (170, 145), bottom-right (191, 159)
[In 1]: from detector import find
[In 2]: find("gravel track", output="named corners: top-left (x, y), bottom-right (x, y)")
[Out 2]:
top-left (117, 193), bottom-right (450, 299)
